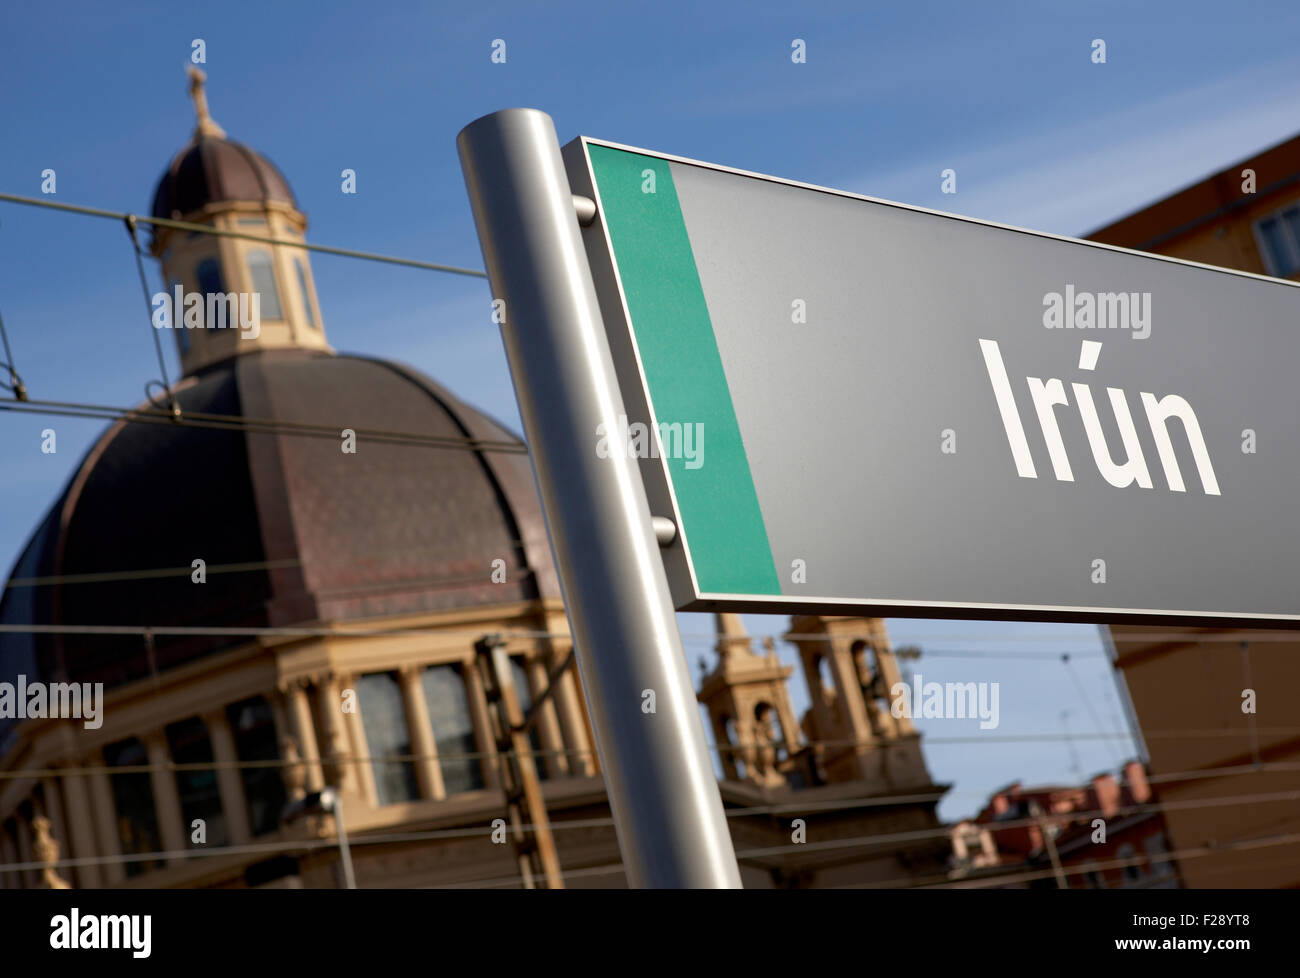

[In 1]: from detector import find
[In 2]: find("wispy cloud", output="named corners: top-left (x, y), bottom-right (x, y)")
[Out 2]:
top-left (846, 57), bottom-right (1300, 237)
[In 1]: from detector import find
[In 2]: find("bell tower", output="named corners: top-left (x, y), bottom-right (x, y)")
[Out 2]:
top-left (150, 67), bottom-right (331, 377)
top-left (786, 615), bottom-right (933, 789)
top-left (698, 614), bottom-right (801, 787)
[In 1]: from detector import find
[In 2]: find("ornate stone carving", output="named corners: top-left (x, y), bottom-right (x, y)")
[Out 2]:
top-left (281, 736), bottom-right (307, 801)
top-left (31, 815), bottom-right (70, 889)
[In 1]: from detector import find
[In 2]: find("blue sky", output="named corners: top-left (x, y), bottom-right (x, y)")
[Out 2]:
top-left (2, 0), bottom-right (1297, 820)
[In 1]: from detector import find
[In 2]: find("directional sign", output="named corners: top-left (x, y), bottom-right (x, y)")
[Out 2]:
top-left (563, 137), bottom-right (1300, 625)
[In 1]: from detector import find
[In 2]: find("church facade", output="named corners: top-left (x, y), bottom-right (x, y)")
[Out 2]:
top-left (0, 71), bottom-right (949, 889)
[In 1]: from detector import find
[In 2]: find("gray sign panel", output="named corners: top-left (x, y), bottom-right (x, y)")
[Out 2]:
top-left (564, 136), bottom-right (1300, 625)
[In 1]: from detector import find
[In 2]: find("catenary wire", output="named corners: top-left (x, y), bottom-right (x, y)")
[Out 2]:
top-left (0, 396), bottom-right (530, 454)
top-left (0, 305), bottom-right (26, 401)
top-left (4, 781), bottom-right (1299, 885)
top-left (0, 619), bottom-right (1286, 647)
top-left (3, 742), bottom-right (1296, 784)
top-left (124, 215), bottom-right (179, 417)
top-left (0, 192), bottom-right (487, 278)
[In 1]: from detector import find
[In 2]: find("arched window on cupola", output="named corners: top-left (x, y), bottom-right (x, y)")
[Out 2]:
top-left (195, 258), bottom-right (225, 300)
top-left (246, 250), bottom-right (283, 320)
top-left (295, 257), bottom-right (317, 328)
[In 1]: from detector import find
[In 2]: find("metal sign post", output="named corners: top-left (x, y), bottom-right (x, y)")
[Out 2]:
top-left (457, 109), bottom-right (742, 888)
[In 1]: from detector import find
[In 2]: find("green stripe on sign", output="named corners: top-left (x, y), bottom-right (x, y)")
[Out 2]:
top-left (588, 144), bottom-right (780, 596)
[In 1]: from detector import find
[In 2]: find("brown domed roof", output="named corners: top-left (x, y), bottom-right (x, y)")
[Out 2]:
top-left (0, 349), bottom-right (559, 702)
top-left (151, 135), bottom-right (297, 221)
top-left (150, 68), bottom-right (296, 223)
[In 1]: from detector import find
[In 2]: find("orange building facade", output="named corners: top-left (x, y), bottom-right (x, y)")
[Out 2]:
top-left (1088, 133), bottom-right (1300, 889)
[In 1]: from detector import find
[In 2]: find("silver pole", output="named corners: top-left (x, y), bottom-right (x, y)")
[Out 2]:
top-left (457, 108), bottom-right (742, 888)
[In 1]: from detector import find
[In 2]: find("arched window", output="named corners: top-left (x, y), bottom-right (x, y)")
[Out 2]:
top-left (166, 716), bottom-right (228, 848)
top-left (227, 696), bottom-right (286, 836)
top-left (851, 638), bottom-right (890, 734)
top-left (421, 664), bottom-right (483, 795)
top-left (295, 257), bottom-right (317, 328)
top-left (850, 639), bottom-right (870, 677)
top-left (195, 258), bottom-right (225, 297)
top-left (194, 259), bottom-right (226, 333)
top-left (103, 737), bottom-right (164, 877)
top-left (816, 654), bottom-right (835, 693)
top-left (245, 250), bottom-right (283, 320)
top-left (356, 672), bottom-right (420, 806)
top-left (755, 702), bottom-right (783, 750)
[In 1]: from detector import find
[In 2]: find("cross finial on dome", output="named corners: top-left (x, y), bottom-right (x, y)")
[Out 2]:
top-left (186, 65), bottom-right (227, 139)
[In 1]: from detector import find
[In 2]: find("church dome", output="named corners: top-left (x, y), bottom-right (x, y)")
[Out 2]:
top-left (0, 66), bottom-right (559, 743)
top-left (0, 349), bottom-right (559, 698)
top-left (151, 134), bottom-right (297, 221)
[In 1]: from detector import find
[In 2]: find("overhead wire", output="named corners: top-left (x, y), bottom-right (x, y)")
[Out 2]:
top-left (124, 214), bottom-right (180, 418)
top-left (0, 191), bottom-right (506, 452)
top-left (0, 192), bottom-right (487, 278)
top-left (4, 742), bottom-right (1297, 784)
top-left (7, 782), bottom-right (1299, 888)
top-left (0, 306), bottom-right (26, 402)
top-left (1060, 651), bottom-right (1126, 767)
top-left (493, 786), bottom-right (1300, 890)
top-left (847, 829), bottom-right (1300, 891)
top-left (0, 618), bottom-right (1286, 647)
top-left (0, 395), bottom-right (530, 454)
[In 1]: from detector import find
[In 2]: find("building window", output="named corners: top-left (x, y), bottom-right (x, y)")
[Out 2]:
top-left (1117, 842), bottom-right (1143, 883)
top-left (246, 250), bottom-right (283, 320)
top-left (356, 672), bottom-right (420, 806)
top-left (1254, 203), bottom-right (1300, 277)
top-left (195, 258), bottom-right (225, 297)
top-left (421, 665), bottom-right (484, 795)
top-left (194, 259), bottom-right (226, 334)
top-left (103, 738), bottom-right (164, 877)
top-left (227, 696), bottom-right (286, 836)
top-left (295, 258), bottom-right (316, 328)
top-left (166, 717), bottom-right (228, 849)
top-left (510, 655), bottom-right (549, 779)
